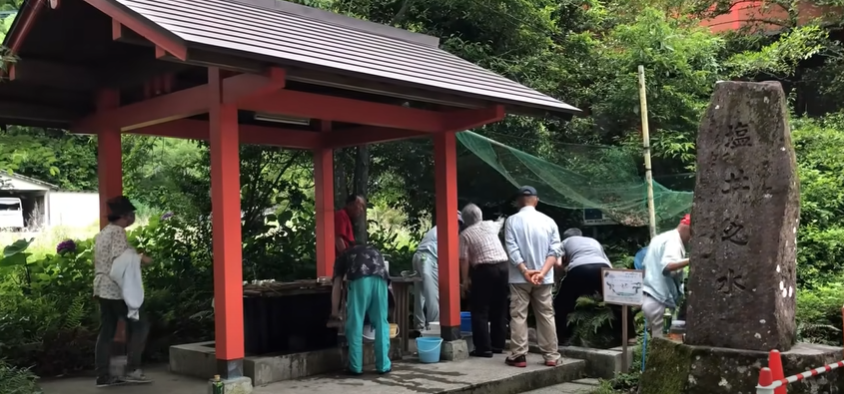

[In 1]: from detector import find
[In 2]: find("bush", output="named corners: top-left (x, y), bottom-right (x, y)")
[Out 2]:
top-left (0, 360), bottom-right (42, 394)
top-left (796, 279), bottom-right (844, 345)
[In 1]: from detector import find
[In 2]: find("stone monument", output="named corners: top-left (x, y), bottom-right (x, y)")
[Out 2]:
top-left (684, 80), bottom-right (799, 351)
top-left (639, 82), bottom-right (843, 394)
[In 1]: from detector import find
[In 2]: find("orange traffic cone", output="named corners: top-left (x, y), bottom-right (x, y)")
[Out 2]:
top-left (769, 349), bottom-right (786, 394)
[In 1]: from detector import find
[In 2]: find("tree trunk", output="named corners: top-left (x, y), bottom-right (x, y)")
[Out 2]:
top-left (333, 149), bottom-right (347, 208)
top-left (353, 145), bottom-right (370, 244)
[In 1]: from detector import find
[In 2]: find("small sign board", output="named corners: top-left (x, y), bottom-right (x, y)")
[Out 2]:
top-left (601, 268), bottom-right (644, 306)
top-left (583, 208), bottom-right (617, 226)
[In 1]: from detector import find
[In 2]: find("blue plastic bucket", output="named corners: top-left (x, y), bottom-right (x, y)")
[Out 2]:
top-left (460, 311), bottom-right (472, 332)
top-left (416, 337), bottom-right (443, 363)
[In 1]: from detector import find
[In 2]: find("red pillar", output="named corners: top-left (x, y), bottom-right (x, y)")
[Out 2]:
top-left (209, 67), bottom-right (245, 377)
top-left (314, 121), bottom-right (335, 277)
top-left (434, 131), bottom-right (461, 340)
top-left (96, 89), bottom-right (122, 229)
top-left (95, 90), bottom-right (127, 352)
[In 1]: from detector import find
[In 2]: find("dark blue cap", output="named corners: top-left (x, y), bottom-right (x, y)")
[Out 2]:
top-left (518, 185), bottom-right (537, 197)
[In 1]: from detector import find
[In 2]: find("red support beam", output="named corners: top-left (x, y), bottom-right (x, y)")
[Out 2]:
top-left (239, 90), bottom-right (443, 132)
top-left (223, 68), bottom-right (286, 105)
top-left (126, 119), bottom-right (321, 149)
top-left (314, 121), bottom-right (335, 277)
top-left (434, 131), bottom-right (461, 340)
top-left (73, 84), bottom-right (210, 133)
top-left (208, 67), bottom-right (245, 370)
top-left (155, 46), bottom-right (166, 59)
top-left (96, 89), bottom-right (123, 230)
top-left (444, 105), bottom-right (506, 132)
top-left (323, 127), bottom-right (429, 149)
top-left (5, 0), bottom-right (44, 55)
top-left (74, 71), bottom-right (293, 134)
top-left (84, 0), bottom-right (188, 61)
top-left (111, 20), bottom-right (123, 40)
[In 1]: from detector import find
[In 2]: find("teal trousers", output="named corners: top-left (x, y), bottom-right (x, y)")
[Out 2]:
top-left (345, 276), bottom-right (391, 373)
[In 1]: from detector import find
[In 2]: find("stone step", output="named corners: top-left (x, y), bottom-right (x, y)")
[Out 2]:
top-left (254, 354), bottom-right (588, 394)
top-left (519, 378), bottom-right (601, 393)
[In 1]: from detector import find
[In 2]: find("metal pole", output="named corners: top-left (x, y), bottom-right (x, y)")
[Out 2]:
top-left (641, 319), bottom-right (648, 372)
top-left (637, 65), bottom-right (657, 239)
top-left (621, 305), bottom-right (629, 372)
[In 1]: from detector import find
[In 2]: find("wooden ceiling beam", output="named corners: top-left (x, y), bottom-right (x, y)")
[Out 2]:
top-left (4, 57), bottom-right (191, 91)
top-left (0, 101), bottom-right (81, 124)
top-left (8, 59), bottom-right (98, 91)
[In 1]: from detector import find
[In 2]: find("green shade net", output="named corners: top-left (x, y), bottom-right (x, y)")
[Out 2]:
top-left (456, 131), bottom-right (694, 232)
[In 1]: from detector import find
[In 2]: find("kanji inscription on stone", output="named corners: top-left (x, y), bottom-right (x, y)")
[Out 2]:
top-left (721, 169), bottom-right (750, 194)
top-left (716, 269), bottom-right (746, 294)
top-left (685, 81), bottom-right (800, 351)
top-left (724, 122), bottom-right (752, 148)
top-left (721, 219), bottom-right (748, 246)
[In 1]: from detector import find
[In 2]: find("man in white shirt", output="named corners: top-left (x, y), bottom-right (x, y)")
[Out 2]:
top-left (504, 186), bottom-right (563, 367)
top-left (412, 212), bottom-right (464, 331)
top-left (641, 214), bottom-right (692, 338)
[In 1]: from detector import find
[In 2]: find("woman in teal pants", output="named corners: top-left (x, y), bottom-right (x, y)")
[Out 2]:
top-left (331, 245), bottom-right (392, 375)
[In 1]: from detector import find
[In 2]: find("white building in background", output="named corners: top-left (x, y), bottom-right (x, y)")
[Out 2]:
top-left (0, 173), bottom-right (99, 230)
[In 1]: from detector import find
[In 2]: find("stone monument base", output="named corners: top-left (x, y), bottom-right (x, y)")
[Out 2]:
top-left (640, 338), bottom-right (844, 394)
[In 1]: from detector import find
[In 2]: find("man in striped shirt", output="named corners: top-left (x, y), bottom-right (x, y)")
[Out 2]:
top-left (459, 203), bottom-right (508, 358)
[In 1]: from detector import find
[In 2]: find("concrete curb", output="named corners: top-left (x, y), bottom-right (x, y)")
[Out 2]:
top-left (442, 358), bottom-right (585, 394)
top-left (504, 340), bottom-right (636, 379)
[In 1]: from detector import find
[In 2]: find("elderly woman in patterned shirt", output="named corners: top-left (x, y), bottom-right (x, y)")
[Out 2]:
top-left (93, 196), bottom-right (153, 387)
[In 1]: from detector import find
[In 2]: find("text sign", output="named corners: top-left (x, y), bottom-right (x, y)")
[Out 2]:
top-left (601, 268), bottom-right (644, 306)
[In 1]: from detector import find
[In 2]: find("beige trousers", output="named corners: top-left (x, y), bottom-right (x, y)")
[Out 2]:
top-left (641, 294), bottom-right (666, 338)
top-left (509, 283), bottom-right (561, 361)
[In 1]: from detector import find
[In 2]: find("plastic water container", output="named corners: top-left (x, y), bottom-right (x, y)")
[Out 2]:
top-left (460, 311), bottom-right (472, 332)
top-left (416, 337), bottom-right (443, 363)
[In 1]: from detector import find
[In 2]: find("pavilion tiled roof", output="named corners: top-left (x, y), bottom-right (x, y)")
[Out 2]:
top-left (113, 0), bottom-right (581, 117)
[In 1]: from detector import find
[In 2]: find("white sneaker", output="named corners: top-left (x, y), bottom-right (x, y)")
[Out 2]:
top-left (124, 369), bottom-right (152, 384)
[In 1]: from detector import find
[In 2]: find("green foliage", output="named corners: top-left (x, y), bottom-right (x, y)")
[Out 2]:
top-left (0, 238), bottom-right (32, 268)
top-left (796, 279), bottom-right (844, 344)
top-left (0, 360), bottom-right (41, 394)
top-left (791, 115), bottom-right (844, 287)
top-left (566, 293), bottom-right (619, 348)
top-left (0, 127), bottom-right (98, 191)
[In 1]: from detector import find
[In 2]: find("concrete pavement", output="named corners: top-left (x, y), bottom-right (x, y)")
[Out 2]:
top-left (39, 354), bottom-right (587, 394)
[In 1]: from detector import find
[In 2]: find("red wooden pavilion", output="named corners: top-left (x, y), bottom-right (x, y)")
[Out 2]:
top-left (2, 0), bottom-right (580, 379)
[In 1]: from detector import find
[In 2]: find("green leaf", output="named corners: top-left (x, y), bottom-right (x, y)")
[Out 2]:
top-left (3, 238), bottom-right (32, 257)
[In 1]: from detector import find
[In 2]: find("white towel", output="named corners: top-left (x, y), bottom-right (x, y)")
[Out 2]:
top-left (109, 250), bottom-right (144, 321)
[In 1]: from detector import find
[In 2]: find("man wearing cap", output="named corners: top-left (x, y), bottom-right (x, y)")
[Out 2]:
top-left (412, 211), bottom-right (465, 331)
top-left (504, 186), bottom-right (563, 367)
top-left (641, 214), bottom-right (692, 338)
top-left (93, 196), bottom-right (152, 387)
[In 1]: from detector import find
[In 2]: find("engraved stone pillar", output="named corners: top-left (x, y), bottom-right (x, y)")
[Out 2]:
top-left (685, 81), bottom-right (799, 351)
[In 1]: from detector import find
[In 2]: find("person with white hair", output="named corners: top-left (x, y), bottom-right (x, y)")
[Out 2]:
top-left (412, 211), bottom-right (465, 331)
top-left (459, 203), bottom-right (508, 357)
